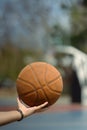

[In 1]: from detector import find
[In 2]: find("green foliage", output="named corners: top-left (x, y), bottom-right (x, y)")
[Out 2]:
top-left (0, 43), bottom-right (25, 81)
top-left (71, 29), bottom-right (87, 52)
top-left (50, 25), bottom-right (70, 45)
top-left (0, 43), bottom-right (44, 81)
top-left (70, 4), bottom-right (87, 53)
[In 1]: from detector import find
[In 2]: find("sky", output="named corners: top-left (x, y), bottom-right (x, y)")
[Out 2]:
top-left (0, 0), bottom-right (81, 49)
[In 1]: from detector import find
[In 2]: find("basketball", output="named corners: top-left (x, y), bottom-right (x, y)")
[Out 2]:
top-left (16, 62), bottom-right (63, 107)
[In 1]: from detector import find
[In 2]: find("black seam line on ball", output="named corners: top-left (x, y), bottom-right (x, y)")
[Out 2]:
top-left (17, 77), bottom-right (62, 95)
top-left (29, 64), bottom-right (50, 104)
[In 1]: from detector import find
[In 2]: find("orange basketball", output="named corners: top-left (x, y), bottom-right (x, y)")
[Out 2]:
top-left (16, 62), bottom-right (63, 107)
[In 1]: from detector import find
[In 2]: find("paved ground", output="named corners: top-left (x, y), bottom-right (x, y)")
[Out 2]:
top-left (1, 104), bottom-right (87, 130)
top-left (0, 96), bottom-right (87, 130)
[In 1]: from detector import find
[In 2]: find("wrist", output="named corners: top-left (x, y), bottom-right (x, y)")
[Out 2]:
top-left (17, 109), bottom-right (24, 121)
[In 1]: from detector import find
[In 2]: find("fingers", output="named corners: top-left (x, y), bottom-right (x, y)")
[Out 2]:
top-left (34, 102), bottom-right (48, 110)
top-left (17, 97), bottom-right (48, 112)
top-left (17, 97), bottom-right (20, 105)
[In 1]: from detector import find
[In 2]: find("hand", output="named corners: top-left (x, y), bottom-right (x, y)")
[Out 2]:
top-left (17, 98), bottom-right (48, 118)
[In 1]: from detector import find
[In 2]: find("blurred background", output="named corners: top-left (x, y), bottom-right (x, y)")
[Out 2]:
top-left (0, 0), bottom-right (87, 106)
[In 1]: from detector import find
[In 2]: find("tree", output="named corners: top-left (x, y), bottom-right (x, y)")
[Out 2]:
top-left (82, 0), bottom-right (87, 7)
top-left (70, 4), bottom-right (87, 52)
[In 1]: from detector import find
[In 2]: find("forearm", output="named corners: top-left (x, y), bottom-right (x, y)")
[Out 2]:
top-left (0, 111), bottom-right (21, 126)
top-left (0, 99), bottom-right (48, 126)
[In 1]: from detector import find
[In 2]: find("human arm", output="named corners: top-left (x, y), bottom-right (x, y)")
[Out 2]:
top-left (0, 98), bottom-right (48, 126)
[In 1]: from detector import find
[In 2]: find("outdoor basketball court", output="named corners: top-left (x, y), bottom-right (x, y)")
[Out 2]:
top-left (0, 102), bottom-right (87, 130)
